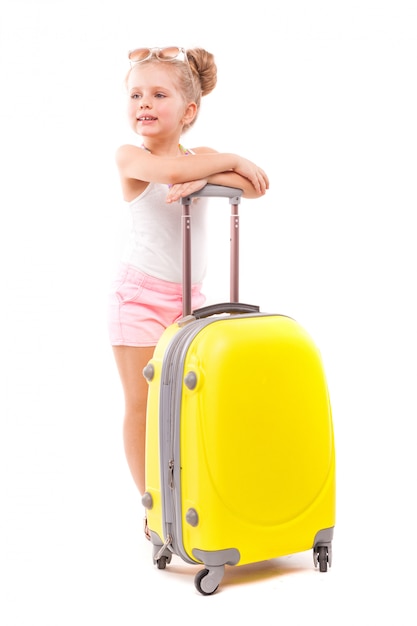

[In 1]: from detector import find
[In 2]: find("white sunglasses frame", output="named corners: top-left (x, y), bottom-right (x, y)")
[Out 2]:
top-left (128, 46), bottom-right (190, 69)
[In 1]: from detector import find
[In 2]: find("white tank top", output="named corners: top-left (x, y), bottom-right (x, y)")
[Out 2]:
top-left (121, 182), bottom-right (208, 283)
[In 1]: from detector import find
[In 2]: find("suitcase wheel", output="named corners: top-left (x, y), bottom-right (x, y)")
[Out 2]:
top-left (152, 545), bottom-right (173, 570)
top-left (194, 565), bottom-right (224, 596)
top-left (313, 544), bottom-right (332, 573)
top-left (152, 535), bottom-right (173, 569)
top-left (156, 555), bottom-right (170, 570)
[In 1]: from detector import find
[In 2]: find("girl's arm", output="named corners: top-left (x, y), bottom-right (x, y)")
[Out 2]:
top-left (193, 147), bottom-right (268, 199)
top-left (206, 172), bottom-right (266, 198)
top-left (165, 171), bottom-right (266, 203)
top-left (115, 144), bottom-right (269, 196)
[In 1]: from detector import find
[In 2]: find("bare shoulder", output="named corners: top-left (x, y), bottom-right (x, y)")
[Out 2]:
top-left (115, 143), bottom-right (145, 165)
top-left (190, 146), bottom-right (218, 154)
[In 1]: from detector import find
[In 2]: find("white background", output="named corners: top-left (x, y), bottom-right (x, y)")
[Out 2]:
top-left (1, 0), bottom-right (416, 623)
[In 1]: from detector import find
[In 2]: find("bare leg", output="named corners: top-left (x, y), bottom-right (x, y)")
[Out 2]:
top-left (112, 345), bottom-right (155, 495)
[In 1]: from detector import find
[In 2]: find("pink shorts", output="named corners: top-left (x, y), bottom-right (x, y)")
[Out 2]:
top-left (108, 264), bottom-right (206, 347)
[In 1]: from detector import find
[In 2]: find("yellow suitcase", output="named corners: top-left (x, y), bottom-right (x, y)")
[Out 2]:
top-left (142, 186), bottom-right (336, 595)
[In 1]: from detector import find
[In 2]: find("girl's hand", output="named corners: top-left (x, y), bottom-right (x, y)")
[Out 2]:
top-left (166, 179), bottom-right (208, 203)
top-left (234, 157), bottom-right (269, 194)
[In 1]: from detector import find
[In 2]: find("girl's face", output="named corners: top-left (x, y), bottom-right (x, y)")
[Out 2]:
top-left (126, 63), bottom-right (196, 140)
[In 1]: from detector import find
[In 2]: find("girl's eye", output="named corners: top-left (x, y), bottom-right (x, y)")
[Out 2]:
top-left (131, 93), bottom-right (141, 99)
top-left (155, 93), bottom-right (166, 98)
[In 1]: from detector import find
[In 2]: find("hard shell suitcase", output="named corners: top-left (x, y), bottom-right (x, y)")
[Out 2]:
top-left (142, 185), bottom-right (336, 595)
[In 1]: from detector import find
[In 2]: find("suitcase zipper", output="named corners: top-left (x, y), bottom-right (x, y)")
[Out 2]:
top-left (168, 459), bottom-right (175, 489)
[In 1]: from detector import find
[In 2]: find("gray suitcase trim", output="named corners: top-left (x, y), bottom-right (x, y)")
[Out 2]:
top-left (159, 317), bottom-right (211, 563)
top-left (192, 548), bottom-right (240, 566)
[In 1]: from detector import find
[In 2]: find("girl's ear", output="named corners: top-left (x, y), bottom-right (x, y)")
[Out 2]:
top-left (183, 102), bottom-right (197, 126)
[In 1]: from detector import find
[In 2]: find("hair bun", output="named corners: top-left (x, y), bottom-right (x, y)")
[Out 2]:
top-left (186, 48), bottom-right (217, 96)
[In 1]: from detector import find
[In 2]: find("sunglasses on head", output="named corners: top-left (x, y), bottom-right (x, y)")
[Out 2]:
top-left (128, 46), bottom-right (189, 67)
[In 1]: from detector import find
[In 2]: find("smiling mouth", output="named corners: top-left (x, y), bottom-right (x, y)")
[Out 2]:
top-left (138, 116), bottom-right (157, 121)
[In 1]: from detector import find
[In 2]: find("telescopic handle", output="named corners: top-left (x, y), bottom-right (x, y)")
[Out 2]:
top-left (181, 185), bottom-right (243, 317)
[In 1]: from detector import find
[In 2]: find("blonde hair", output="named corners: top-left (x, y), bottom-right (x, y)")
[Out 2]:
top-left (126, 47), bottom-right (217, 132)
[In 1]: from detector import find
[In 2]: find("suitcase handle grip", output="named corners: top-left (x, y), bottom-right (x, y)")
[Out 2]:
top-left (192, 302), bottom-right (260, 319)
top-left (181, 184), bottom-right (243, 317)
top-left (180, 183), bottom-right (243, 202)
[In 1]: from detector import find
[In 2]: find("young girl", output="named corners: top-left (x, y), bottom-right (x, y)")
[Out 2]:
top-left (108, 46), bottom-right (269, 505)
